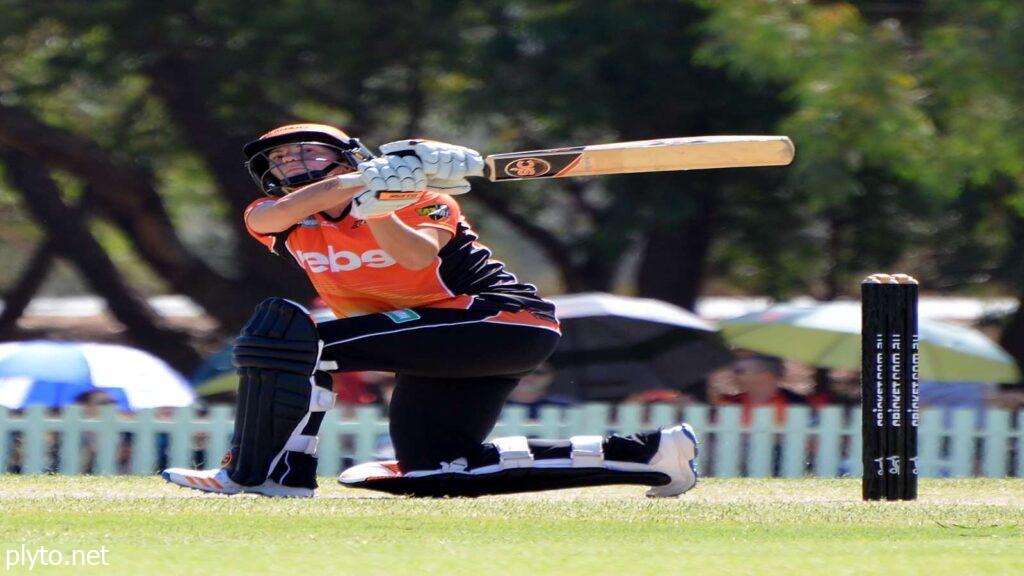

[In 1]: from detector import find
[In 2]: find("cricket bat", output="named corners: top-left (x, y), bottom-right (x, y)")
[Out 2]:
top-left (342, 135), bottom-right (794, 196)
top-left (482, 135), bottom-right (795, 181)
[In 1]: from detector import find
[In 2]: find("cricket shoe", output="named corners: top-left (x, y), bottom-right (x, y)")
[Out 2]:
top-left (161, 467), bottom-right (314, 498)
top-left (644, 423), bottom-right (699, 498)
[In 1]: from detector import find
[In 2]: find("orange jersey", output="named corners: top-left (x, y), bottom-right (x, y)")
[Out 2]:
top-left (244, 193), bottom-right (558, 327)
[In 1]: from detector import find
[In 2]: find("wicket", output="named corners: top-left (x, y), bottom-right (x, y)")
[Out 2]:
top-left (861, 273), bottom-right (920, 501)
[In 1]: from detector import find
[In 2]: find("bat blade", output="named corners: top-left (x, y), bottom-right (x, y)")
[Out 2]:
top-left (484, 135), bottom-right (795, 182)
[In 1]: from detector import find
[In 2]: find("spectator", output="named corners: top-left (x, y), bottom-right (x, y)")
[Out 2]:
top-left (807, 368), bottom-right (861, 409)
top-left (332, 372), bottom-right (379, 406)
top-left (717, 355), bottom-right (807, 425)
top-left (74, 389), bottom-right (119, 474)
top-left (992, 383), bottom-right (1024, 411)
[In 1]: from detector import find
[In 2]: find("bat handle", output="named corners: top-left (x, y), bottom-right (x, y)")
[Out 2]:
top-left (335, 173), bottom-right (367, 189)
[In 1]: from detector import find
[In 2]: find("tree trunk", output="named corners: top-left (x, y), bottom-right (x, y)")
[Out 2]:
top-left (636, 184), bottom-right (719, 310)
top-left (999, 307), bottom-right (1024, 378)
top-left (999, 213), bottom-right (1024, 377)
top-left (142, 54), bottom-right (313, 300)
top-left (0, 101), bottom-right (283, 329)
top-left (1, 147), bottom-right (202, 371)
top-left (821, 215), bottom-right (843, 301)
top-left (0, 240), bottom-right (55, 338)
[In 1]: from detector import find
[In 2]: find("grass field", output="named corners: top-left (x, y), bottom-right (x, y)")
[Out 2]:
top-left (1, 476), bottom-right (1021, 575)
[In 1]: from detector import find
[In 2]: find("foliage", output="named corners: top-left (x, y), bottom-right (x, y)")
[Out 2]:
top-left (1, 0), bottom-right (1023, 303)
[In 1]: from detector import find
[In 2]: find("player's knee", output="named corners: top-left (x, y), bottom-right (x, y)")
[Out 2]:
top-left (233, 297), bottom-right (321, 375)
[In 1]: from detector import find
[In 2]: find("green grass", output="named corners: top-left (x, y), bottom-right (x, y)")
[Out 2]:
top-left (0, 477), bottom-right (1022, 575)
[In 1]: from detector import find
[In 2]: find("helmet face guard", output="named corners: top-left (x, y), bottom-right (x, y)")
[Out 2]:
top-left (243, 125), bottom-right (375, 197)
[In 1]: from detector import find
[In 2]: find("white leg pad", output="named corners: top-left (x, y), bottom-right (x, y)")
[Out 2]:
top-left (493, 436), bottom-right (534, 469)
top-left (570, 435), bottom-right (605, 468)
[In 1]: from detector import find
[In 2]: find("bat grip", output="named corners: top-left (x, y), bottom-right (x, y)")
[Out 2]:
top-left (335, 173), bottom-right (366, 189)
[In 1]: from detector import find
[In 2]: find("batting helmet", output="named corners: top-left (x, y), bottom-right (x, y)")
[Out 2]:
top-left (243, 123), bottom-right (374, 196)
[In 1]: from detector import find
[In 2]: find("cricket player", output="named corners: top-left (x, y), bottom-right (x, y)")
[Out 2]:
top-left (162, 123), bottom-right (699, 497)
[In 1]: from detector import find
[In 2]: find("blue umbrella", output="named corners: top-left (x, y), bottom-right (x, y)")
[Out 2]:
top-left (0, 341), bottom-right (194, 411)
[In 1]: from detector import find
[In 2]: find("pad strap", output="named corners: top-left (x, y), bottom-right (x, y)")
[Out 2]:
top-left (493, 436), bottom-right (533, 469)
top-left (311, 387), bottom-right (336, 412)
top-left (284, 434), bottom-right (320, 456)
top-left (570, 435), bottom-right (605, 468)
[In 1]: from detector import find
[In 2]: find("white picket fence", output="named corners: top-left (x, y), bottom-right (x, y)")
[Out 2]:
top-left (1, 404), bottom-right (1021, 478)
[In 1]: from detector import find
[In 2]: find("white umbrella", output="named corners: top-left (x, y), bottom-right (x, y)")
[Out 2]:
top-left (0, 341), bottom-right (194, 410)
top-left (720, 302), bottom-right (1020, 383)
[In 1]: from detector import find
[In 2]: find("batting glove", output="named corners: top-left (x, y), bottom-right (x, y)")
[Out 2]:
top-left (379, 139), bottom-right (484, 195)
top-left (357, 155), bottom-right (428, 192)
top-left (350, 156), bottom-right (426, 219)
top-left (349, 188), bottom-right (423, 220)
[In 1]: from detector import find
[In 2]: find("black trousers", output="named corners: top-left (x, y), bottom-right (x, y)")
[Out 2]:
top-left (318, 301), bottom-right (561, 472)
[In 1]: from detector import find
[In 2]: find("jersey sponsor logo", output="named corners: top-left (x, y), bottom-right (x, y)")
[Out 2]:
top-left (383, 309), bottom-right (421, 323)
top-left (415, 204), bottom-right (451, 221)
top-left (295, 247), bottom-right (397, 273)
top-left (503, 157), bottom-right (551, 178)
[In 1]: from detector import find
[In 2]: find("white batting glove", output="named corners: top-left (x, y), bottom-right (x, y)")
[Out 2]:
top-left (379, 139), bottom-right (484, 195)
top-left (350, 156), bottom-right (426, 219)
top-left (349, 188), bottom-right (423, 220)
top-left (357, 155), bottom-right (428, 192)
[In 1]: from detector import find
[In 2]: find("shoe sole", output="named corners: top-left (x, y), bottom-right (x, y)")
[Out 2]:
top-left (161, 471), bottom-right (242, 495)
top-left (161, 471), bottom-right (313, 498)
top-left (244, 483), bottom-right (314, 498)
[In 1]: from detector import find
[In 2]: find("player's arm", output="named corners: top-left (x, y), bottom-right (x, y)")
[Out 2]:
top-left (247, 175), bottom-right (366, 234)
top-left (366, 215), bottom-right (453, 270)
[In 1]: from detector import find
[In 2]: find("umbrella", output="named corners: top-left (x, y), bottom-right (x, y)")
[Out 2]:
top-left (720, 302), bottom-right (1020, 383)
top-left (0, 341), bottom-right (195, 411)
top-left (547, 293), bottom-right (733, 400)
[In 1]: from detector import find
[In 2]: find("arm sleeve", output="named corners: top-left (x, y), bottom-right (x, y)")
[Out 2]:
top-left (243, 198), bottom-right (280, 253)
top-left (393, 193), bottom-right (461, 235)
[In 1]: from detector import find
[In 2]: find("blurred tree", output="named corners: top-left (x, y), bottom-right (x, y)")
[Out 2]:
top-left (916, 0), bottom-right (1024, 369)
top-left (457, 0), bottom-right (789, 307)
top-left (699, 0), bottom-right (1024, 368)
top-left (0, 0), bottom-right (1022, 376)
top-left (0, 0), bottom-right (475, 343)
top-left (696, 0), bottom-right (943, 300)
top-left (0, 146), bottom-right (200, 368)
